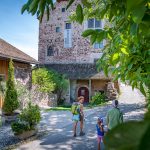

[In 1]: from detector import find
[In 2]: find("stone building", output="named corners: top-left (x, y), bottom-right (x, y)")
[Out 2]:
top-left (0, 38), bottom-right (38, 108)
top-left (38, 0), bottom-right (118, 103)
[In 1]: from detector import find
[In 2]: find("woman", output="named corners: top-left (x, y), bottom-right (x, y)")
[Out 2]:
top-left (72, 96), bottom-right (85, 137)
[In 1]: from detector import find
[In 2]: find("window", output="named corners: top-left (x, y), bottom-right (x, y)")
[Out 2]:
top-left (94, 41), bottom-right (104, 49)
top-left (87, 19), bottom-right (103, 49)
top-left (88, 19), bottom-right (102, 29)
top-left (62, 8), bottom-right (65, 12)
top-left (88, 19), bottom-right (94, 28)
top-left (65, 23), bottom-right (71, 29)
top-left (64, 23), bottom-right (72, 48)
top-left (56, 27), bottom-right (60, 32)
top-left (47, 46), bottom-right (54, 56)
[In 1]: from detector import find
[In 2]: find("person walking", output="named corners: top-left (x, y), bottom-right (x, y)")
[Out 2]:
top-left (71, 96), bottom-right (85, 137)
top-left (106, 100), bottom-right (123, 130)
top-left (96, 117), bottom-right (104, 150)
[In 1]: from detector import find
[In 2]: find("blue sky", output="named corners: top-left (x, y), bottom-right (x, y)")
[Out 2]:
top-left (0, 0), bottom-right (39, 60)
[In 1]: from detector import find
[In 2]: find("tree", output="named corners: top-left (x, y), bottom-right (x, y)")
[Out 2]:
top-left (3, 59), bottom-right (19, 115)
top-left (53, 73), bottom-right (69, 105)
top-left (32, 68), bottom-right (56, 93)
top-left (32, 68), bottom-right (68, 105)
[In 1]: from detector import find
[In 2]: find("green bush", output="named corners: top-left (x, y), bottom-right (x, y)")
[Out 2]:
top-left (11, 102), bottom-right (41, 134)
top-left (90, 93), bottom-right (106, 105)
top-left (11, 122), bottom-right (30, 135)
top-left (19, 102), bottom-right (41, 128)
top-left (3, 59), bottom-right (19, 115)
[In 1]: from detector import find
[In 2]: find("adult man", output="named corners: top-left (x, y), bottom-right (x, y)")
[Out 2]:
top-left (71, 96), bottom-right (85, 137)
top-left (106, 100), bottom-right (123, 130)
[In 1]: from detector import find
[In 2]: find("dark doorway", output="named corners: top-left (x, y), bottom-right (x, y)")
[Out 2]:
top-left (78, 87), bottom-right (89, 103)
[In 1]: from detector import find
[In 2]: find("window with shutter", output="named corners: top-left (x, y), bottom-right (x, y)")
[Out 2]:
top-left (64, 23), bottom-right (72, 48)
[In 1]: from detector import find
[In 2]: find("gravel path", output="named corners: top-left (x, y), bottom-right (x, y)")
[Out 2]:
top-left (0, 84), bottom-right (146, 150)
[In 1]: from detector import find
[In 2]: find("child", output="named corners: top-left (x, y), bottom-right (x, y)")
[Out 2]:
top-left (96, 117), bottom-right (104, 150)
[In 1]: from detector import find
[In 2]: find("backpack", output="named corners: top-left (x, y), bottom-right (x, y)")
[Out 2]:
top-left (71, 102), bottom-right (80, 115)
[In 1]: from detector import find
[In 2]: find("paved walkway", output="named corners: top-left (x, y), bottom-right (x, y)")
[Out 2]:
top-left (16, 84), bottom-right (146, 150)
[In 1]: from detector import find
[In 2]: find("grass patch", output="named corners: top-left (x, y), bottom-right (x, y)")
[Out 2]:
top-left (45, 105), bottom-right (71, 111)
top-left (45, 102), bottom-right (107, 112)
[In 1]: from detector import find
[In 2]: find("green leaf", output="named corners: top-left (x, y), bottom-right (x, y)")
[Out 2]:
top-left (81, 0), bottom-right (91, 8)
top-left (82, 29), bottom-right (95, 37)
top-left (104, 121), bottom-right (149, 150)
top-left (126, 0), bottom-right (145, 14)
top-left (46, 0), bottom-right (54, 9)
top-left (39, 0), bottom-right (46, 23)
top-left (112, 53), bottom-right (119, 61)
top-left (132, 5), bottom-right (146, 23)
top-left (76, 4), bottom-right (84, 24)
top-left (31, 4), bottom-right (39, 16)
top-left (139, 123), bottom-right (150, 150)
top-left (96, 30), bottom-right (105, 42)
top-left (140, 82), bottom-right (146, 96)
top-left (29, 0), bottom-right (39, 12)
top-left (66, 0), bottom-right (75, 10)
top-left (103, 65), bottom-right (108, 76)
top-left (130, 23), bottom-right (138, 36)
top-left (21, 4), bottom-right (28, 14)
top-left (121, 47), bottom-right (129, 55)
top-left (90, 34), bottom-right (97, 44)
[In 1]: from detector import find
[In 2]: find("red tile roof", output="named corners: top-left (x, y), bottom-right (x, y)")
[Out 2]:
top-left (0, 38), bottom-right (38, 64)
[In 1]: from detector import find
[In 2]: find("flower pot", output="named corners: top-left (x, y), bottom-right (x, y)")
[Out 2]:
top-left (15, 129), bottom-right (37, 140)
top-left (3, 112), bottom-right (19, 123)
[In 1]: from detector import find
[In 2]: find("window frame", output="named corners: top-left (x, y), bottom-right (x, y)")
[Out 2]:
top-left (64, 22), bottom-right (72, 48)
top-left (87, 19), bottom-right (102, 29)
top-left (62, 8), bottom-right (66, 12)
top-left (56, 27), bottom-right (60, 33)
top-left (87, 19), bottom-right (104, 49)
top-left (65, 23), bottom-right (71, 29)
top-left (47, 46), bottom-right (54, 56)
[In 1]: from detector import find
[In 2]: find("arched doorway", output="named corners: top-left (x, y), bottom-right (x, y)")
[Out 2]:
top-left (78, 87), bottom-right (89, 103)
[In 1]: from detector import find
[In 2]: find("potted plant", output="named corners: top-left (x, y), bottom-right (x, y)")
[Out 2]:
top-left (11, 102), bottom-right (41, 139)
top-left (3, 59), bottom-right (19, 122)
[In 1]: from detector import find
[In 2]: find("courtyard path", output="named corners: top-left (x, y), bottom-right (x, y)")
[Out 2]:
top-left (16, 84), bottom-right (146, 150)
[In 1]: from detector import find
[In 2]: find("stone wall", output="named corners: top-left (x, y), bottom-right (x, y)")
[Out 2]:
top-left (14, 62), bottom-right (32, 89)
top-left (31, 86), bottom-right (57, 107)
top-left (38, 0), bottom-right (104, 64)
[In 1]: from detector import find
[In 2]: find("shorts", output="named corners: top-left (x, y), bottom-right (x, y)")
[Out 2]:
top-left (72, 114), bottom-right (80, 122)
top-left (97, 135), bottom-right (104, 143)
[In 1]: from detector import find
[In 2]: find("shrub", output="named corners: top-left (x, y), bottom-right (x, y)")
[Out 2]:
top-left (11, 102), bottom-right (41, 134)
top-left (90, 93), bottom-right (106, 105)
top-left (11, 122), bottom-right (30, 135)
top-left (19, 102), bottom-right (41, 128)
top-left (3, 59), bottom-right (19, 115)
top-left (54, 74), bottom-right (69, 105)
top-left (16, 81), bottom-right (30, 109)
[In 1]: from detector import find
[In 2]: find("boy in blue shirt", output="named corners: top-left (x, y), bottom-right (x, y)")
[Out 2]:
top-left (96, 117), bottom-right (104, 150)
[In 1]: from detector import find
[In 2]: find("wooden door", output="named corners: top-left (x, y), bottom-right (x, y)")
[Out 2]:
top-left (78, 87), bottom-right (89, 103)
